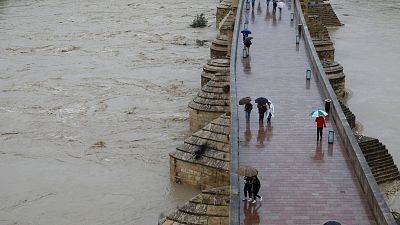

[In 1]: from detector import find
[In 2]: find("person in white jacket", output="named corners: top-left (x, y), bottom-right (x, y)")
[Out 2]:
top-left (266, 100), bottom-right (275, 123)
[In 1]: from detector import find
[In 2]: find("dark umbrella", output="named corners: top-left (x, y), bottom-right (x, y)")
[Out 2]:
top-left (239, 97), bottom-right (251, 105)
top-left (323, 221), bottom-right (341, 225)
top-left (255, 97), bottom-right (268, 104)
top-left (241, 28), bottom-right (252, 35)
top-left (244, 36), bottom-right (254, 42)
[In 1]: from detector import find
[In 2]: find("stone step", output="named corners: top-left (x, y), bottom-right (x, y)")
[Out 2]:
top-left (358, 139), bottom-right (380, 147)
top-left (372, 165), bottom-right (399, 177)
top-left (375, 172), bottom-right (400, 184)
top-left (359, 142), bottom-right (383, 150)
top-left (370, 160), bottom-right (397, 172)
top-left (367, 154), bottom-right (394, 167)
top-left (364, 149), bottom-right (389, 161)
top-left (361, 144), bottom-right (386, 155)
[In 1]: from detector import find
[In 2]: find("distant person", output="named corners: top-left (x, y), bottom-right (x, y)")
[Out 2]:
top-left (266, 100), bottom-right (274, 123)
top-left (252, 0), bottom-right (256, 8)
top-left (244, 102), bottom-right (253, 121)
top-left (277, 0), bottom-right (285, 14)
top-left (251, 176), bottom-right (262, 203)
top-left (315, 116), bottom-right (326, 141)
top-left (257, 103), bottom-right (267, 123)
top-left (266, 0), bottom-right (271, 7)
top-left (272, 0), bottom-right (278, 13)
top-left (243, 176), bottom-right (253, 201)
top-left (244, 37), bottom-right (252, 56)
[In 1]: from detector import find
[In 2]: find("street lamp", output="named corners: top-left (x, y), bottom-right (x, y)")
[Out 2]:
top-left (296, 35), bottom-right (299, 44)
top-left (328, 130), bottom-right (335, 144)
top-left (306, 69), bottom-right (311, 80)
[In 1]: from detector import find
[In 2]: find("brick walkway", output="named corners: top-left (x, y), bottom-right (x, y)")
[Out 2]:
top-left (235, 1), bottom-right (377, 225)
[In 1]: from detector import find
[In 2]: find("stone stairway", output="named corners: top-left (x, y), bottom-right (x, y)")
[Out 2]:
top-left (357, 135), bottom-right (400, 184)
top-left (159, 187), bottom-right (229, 225)
top-left (308, 1), bottom-right (342, 27)
top-left (338, 100), bottom-right (355, 129)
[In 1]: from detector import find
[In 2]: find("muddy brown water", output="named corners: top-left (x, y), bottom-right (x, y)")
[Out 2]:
top-left (0, 0), bottom-right (218, 224)
top-left (329, 0), bottom-right (400, 211)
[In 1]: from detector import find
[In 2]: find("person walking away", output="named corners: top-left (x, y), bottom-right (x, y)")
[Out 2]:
top-left (251, 176), bottom-right (262, 203)
top-left (244, 102), bottom-right (253, 121)
top-left (243, 176), bottom-right (253, 201)
top-left (315, 116), bottom-right (326, 141)
top-left (257, 103), bottom-right (266, 123)
top-left (252, 0), bottom-right (256, 9)
top-left (266, 100), bottom-right (274, 123)
top-left (244, 37), bottom-right (252, 56)
top-left (277, 0), bottom-right (285, 14)
top-left (266, 0), bottom-right (271, 7)
top-left (272, 0), bottom-right (278, 13)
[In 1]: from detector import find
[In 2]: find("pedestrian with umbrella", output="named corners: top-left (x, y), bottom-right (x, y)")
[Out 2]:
top-left (244, 36), bottom-right (253, 57)
top-left (311, 110), bottom-right (327, 141)
top-left (255, 97), bottom-right (268, 123)
top-left (240, 28), bottom-right (252, 42)
top-left (266, 100), bottom-right (275, 123)
top-left (251, 175), bottom-right (262, 203)
top-left (244, 101), bottom-right (253, 122)
top-left (237, 166), bottom-right (258, 202)
top-left (277, 0), bottom-right (285, 14)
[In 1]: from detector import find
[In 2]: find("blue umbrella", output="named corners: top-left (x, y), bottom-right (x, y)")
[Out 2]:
top-left (255, 97), bottom-right (268, 104)
top-left (241, 28), bottom-right (252, 35)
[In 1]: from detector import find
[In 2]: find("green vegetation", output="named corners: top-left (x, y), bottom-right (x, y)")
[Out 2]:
top-left (190, 13), bottom-right (208, 28)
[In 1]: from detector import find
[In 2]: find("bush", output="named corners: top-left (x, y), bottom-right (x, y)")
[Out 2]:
top-left (190, 13), bottom-right (208, 28)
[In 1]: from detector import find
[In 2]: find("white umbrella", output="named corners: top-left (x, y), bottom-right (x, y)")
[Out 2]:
top-left (310, 110), bottom-right (328, 118)
top-left (278, 1), bottom-right (285, 8)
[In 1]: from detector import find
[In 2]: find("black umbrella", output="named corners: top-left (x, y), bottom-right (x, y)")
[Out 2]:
top-left (255, 97), bottom-right (268, 104)
top-left (244, 36), bottom-right (253, 42)
top-left (323, 221), bottom-right (341, 225)
top-left (239, 97), bottom-right (251, 105)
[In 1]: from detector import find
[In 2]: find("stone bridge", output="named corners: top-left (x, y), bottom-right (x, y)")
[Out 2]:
top-left (229, 0), bottom-right (396, 224)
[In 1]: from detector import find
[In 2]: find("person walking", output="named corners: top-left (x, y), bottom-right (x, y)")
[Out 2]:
top-left (277, 0), bottom-right (285, 14)
top-left (266, 100), bottom-right (274, 123)
top-left (244, 37), bottom-right (252, 56)
top-left (266, 0), bottom-right (271, 7)
top-left (243, 176), bottom-right (253, 201)
top-left (244, 102), bottom-right (253, 121)
top-left (257, 103), bottom-right (267, 123)
top-left (272, 0), bottom-right (278, 13)
top-left (251, 176), bottom-right (262, 203)
top-left (251, 0), bottom-right (256, 9)
top-left (315, 116), bottom-right (326, 141)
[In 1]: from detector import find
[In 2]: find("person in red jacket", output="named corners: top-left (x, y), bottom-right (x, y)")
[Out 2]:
top-left (315, 116), bottom-right (326, 141)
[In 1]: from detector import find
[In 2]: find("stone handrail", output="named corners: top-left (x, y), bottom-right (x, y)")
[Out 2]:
top-left (229, 0), bottom-right (244, 224)
top-left (293, 0), bottom-right (396, 224)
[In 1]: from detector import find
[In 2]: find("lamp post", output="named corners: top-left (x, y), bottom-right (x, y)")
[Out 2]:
top-left (298, 23), bottom-right (302, 36)
top-left (296, 35), bottom-right (299, 44)
top-left (290, 13), bottom-right (294, 21)
top-left (328, 130), bottom-right (335, 144)
top-left (306, 69), bottom-right (311, 80)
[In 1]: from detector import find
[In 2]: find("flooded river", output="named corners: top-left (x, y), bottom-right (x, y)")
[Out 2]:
top-left (0, 0), bottom-right (217, 224)
top-left (329, 0), bottom-right (400, 210)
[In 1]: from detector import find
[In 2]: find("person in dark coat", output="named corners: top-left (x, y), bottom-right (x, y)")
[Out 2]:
top-left (244, 38), bottom-right (252, 56)
top-left (272, 0), bottom-right (278, 13)
top-left (243, 176), bottom-right (253, 201)
top-left (257, 103), bottom-right (267, 124)
top-left (251, 176), bottom-right (262, 203)
top-left (244, 102), bottom-right (253, 121)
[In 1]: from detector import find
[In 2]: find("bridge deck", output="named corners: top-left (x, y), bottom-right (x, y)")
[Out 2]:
top-left (235, 1), bottom-right (377, 225)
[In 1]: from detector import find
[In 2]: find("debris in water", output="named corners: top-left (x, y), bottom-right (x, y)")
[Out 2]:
top-left (91, 141), bottom-right (106, 148)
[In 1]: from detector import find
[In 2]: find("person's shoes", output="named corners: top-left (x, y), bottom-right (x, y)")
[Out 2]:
top-left (259, 196), bottom-right (263, 202)
top-left (247, 198), bottom-right (253, 202)
top-left (252, 199), bottom-right (256, 204)
top-left (242, 198), bottom-right (247, 201)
